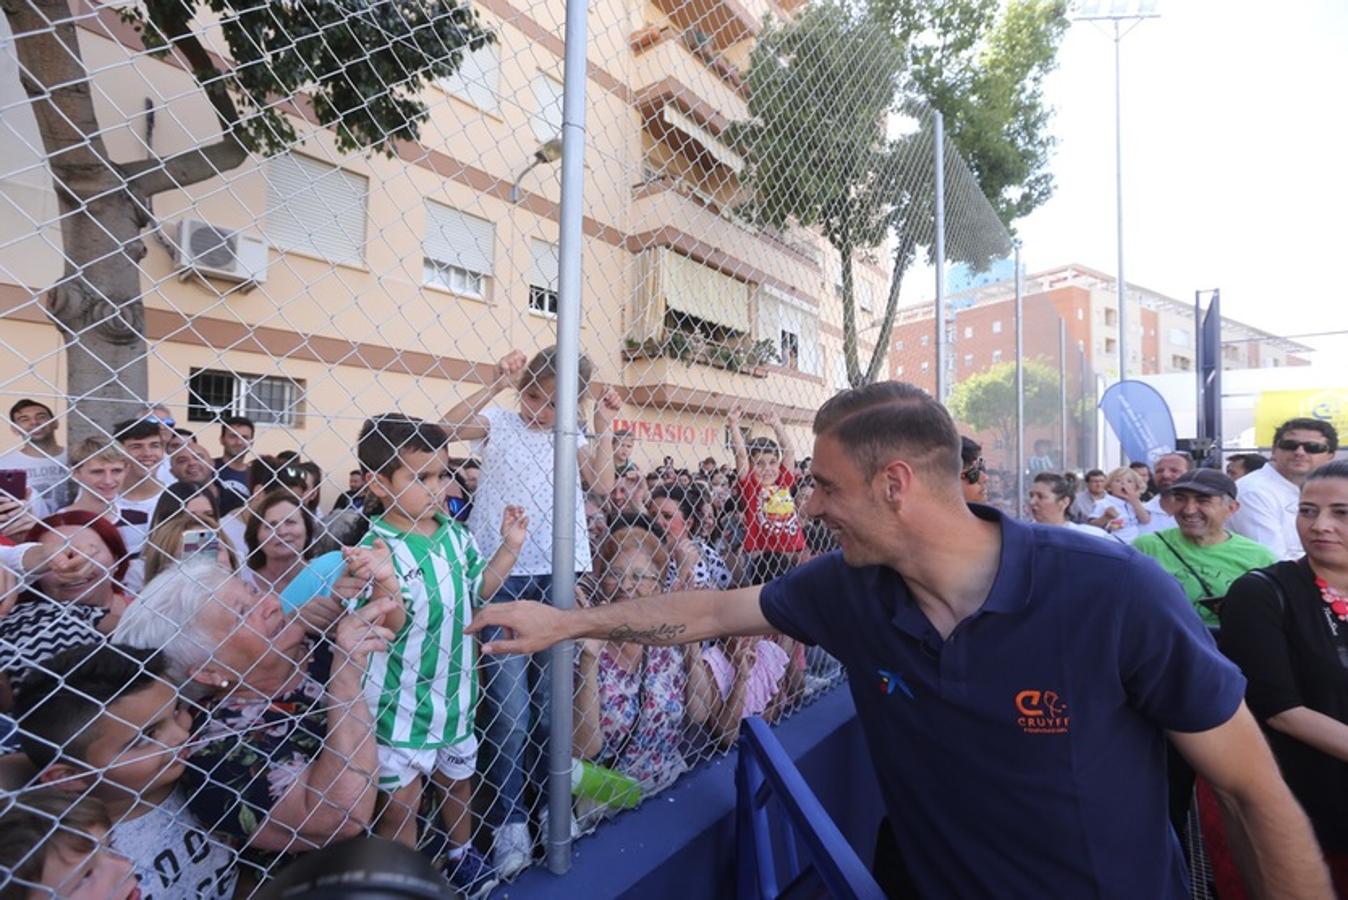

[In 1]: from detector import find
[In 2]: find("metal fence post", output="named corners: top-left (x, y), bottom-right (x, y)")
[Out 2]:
top-left (1014, 243), bottom-right (1024, 518)
top-left (547, 0), bottom-right (591, 872)
top-left (933, 110), bottom-right (947, 403)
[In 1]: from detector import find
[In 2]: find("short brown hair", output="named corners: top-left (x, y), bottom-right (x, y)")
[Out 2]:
top-left (0, 792), bottom-right (111, 898)
top-left (812, 382), bottom-right (961, 480)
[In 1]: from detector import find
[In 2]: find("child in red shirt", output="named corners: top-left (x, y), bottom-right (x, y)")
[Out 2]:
top-left (728, 404), bottom-right (805, 584)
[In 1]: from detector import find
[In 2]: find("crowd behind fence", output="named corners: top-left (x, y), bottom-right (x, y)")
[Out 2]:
top-left (0, 0), bottom-right (1207, 896)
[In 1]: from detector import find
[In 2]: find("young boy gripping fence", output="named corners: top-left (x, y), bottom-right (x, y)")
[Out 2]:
top-left (354, 415), bottom-right (528, 898)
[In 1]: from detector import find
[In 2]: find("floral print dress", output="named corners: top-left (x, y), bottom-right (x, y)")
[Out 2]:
top-left (183, 646), bottom-right (331, 853)
top-left (593, 644), bottom-right (689, 792)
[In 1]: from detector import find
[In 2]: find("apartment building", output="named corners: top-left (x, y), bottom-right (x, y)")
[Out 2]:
top-left (888, 263), bottom-right (1310, 468)
top-left (0, 1), bottom-right (893, 486)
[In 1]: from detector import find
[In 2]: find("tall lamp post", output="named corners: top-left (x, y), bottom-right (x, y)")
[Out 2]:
top-left (1070, 1), bottom-right (1159, 386)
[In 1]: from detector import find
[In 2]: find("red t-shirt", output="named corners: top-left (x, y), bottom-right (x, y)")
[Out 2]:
top-left (737, 467), bottom-right (805, 554)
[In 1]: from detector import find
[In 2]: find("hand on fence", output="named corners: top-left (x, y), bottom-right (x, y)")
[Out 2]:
top-left (342, 539), bottom-right (397, 593)
top-left (331, 596), bottom-right (398, 681)
top-left (468, 600), bottom-right (569, 655)
top-left (499, 505), bottom-right (529, 552)
top-left (595, 388), bottom-right (623, 431)
top-left (496, 349), bottom-right (527, 385)
top-left (727, 402), bottom-right (744, 425)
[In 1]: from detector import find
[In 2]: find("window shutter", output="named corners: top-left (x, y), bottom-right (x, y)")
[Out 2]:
top-left (423, 201), bottom-right (494, 275)
top-left (530, 238), bottom-right (559, 289)
top-left (531, 75), bottom-right (563, 143)
top-left (441, 43), bottom-right (500, 112)
top-left (265, 154), bottom-right (367, 266)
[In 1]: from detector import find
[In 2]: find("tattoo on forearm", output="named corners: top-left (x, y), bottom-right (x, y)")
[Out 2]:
top-left (607, 622), bottom-right (688, 644)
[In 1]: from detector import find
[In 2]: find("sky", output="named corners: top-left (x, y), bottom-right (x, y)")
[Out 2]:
top-left (1015, 0), bottom-right (1348, 370)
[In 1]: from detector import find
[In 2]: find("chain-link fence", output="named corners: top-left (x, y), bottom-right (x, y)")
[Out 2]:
top-left (0, 0), bottom-right (1065, 896)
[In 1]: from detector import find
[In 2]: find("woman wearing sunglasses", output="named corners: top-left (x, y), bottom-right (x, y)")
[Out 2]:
top-left (1230, 418), bottom-right (1338, 561)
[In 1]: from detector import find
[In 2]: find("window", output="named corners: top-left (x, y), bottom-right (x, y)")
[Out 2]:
top-left (963, 326), bottom-right (973, 339)
top-left (1076, 309), bottom-right (1084, 321)
top-left (1105, 337), bottom-right (1118, 354)
top-left (528, 238), bottom-right (559, 315)
top-left (531, 74), bottom-right (563, 143)
top-left (1168, 327), bottom-right (1192, 347)
top-left (1104, 308), bottom-right (1117, 327)
top-left (756, 285), bottom-right (820, 376)
top-left (992, 349), bottom-right (1002, 363)
top-left (1171, 354), bottom-right (1192, 371)
top-left (832, 353), bottom-right (849, 390)
top-left (963, 353), bottom-right (974, 367)
top-left (920, 361), bottom-right (929, 373)
top-left (895, 339), bottom-right (904, 351)
top-left (265, 153), bottom-right (368, 265)
top-left (991, 320), bottom-right (1002, 334)
top-left (441, 42), bottom-right (500, 112)
top-left (920, 334), bottom-right (930, 348)
top-left (895, 364), bottom-right (904, 376)
top-left (423, 201), bottom-right (493, 298)
top-left (188, 369), bottom-right (303, 426)
top-left (858, 282), bottom-right (875, 312)
top-left (780, 329), bottom-right (800, 369)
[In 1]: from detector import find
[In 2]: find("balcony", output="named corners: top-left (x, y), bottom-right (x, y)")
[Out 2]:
top-left (646, 0), bottom-right (770, 51)
top-left (633, 32), bottom-right (749, 166)
top-left (630, 179), bottom-right (821, 292)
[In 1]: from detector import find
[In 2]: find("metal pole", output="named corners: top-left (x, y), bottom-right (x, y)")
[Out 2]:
top-left (1078, 345), bottom-right (1088, 470)
top-left (1193, 290), bottom-right (1203, 446)
top-left (1058, 318), bottom-right (1068, 472)
top-left (1113, 20), bottom-right (1126, 392)
top-left (1014, 244), bottom-right (1024, 518)
top-left (933, 110), bottom-right (947, 402)
top-left (547, 0), bottom-right (589, 872)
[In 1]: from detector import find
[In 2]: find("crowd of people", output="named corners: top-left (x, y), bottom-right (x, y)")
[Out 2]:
top-left (0, 361), bottom-right (1344, 898)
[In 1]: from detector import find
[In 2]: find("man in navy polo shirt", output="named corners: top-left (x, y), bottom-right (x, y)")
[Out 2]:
top-left (470, 382), bottom-right (1330, 898)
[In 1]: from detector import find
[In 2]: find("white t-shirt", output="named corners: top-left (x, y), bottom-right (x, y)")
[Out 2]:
top-left (1229, 463), bottom-right (1302, 561)
top-left (469, 406), bottom-right (591, 577)
top-left (1089, 495), bottom-right (1141, 544)
top-left (0, 447), bottom-right (69, 517)
top-left (116, 494), bottom-right (161, 595)
top-left (1134, 494), bottom-right (1175, 538)
top-left (1063, 521), bottom-right (1122, 542)
top-left (108, 788), bottom-right (237, 900)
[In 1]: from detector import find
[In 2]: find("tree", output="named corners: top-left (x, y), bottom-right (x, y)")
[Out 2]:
top-left (946, 358), bottom-right (1059, 453)
top-left (4, 0), bottom-right (493, 445)
top-left (728, 0), bottom-right (1067, 387)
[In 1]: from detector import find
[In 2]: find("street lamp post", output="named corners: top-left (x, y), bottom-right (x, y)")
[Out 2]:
top-left (1070, 1), bottom-right (1159, 385)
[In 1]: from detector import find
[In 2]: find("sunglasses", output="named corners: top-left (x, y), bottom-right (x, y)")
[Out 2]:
top-left (1276, 439), bottom-right (1330, 455)
top-left (145, 414), bottom-right (177, 429)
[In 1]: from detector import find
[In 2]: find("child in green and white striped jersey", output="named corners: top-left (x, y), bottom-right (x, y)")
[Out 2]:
top-left (353, 414), bottom-right (528, 897)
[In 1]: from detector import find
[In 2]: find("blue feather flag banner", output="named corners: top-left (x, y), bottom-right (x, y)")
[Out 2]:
top-left (1099, 380), bottom-right (1178, 465)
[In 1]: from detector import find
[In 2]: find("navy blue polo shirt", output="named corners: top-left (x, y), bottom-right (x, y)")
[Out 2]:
top-left (761, 507), bottom-right (1245, 899)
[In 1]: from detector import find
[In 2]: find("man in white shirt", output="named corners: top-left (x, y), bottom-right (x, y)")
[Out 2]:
top-left (1135, 451), bottom-right (1192, 537)
top-left (1229, 417), bottom-right (1338, 560)
top-left (113, 418), bottom-right (166, 593)
top-left (0, 398), bottom-right (69, 520)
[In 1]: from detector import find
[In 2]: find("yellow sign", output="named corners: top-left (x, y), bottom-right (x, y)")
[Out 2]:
top-left (1254, 389), bottom-right (1348, 447)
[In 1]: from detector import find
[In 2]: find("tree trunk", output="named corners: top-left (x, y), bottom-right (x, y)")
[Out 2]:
top-left (6, 0), bottom-right (150, 447)
top-left (863, 227), bottom-right (919, 386)
top-left (5, 0), bottom-right (246, 448)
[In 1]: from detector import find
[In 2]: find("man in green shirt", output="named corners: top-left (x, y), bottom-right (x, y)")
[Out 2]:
top-left (1133, 468), bottom-right (1276, 625)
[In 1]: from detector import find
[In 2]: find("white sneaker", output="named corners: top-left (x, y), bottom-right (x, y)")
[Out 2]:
top-left (491, 822), bottom-right (532, 879)
top-left (538, 805), bottom-right (581, 841)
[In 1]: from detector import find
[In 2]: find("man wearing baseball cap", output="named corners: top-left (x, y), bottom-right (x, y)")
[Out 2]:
top-left (1133, 468), bottom-right (1277, 626)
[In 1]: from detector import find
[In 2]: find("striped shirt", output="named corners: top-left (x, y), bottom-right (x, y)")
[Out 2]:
top-left (359, 515), bottom-right (487, 749)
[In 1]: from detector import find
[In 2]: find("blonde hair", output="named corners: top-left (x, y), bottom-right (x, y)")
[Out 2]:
top-left (142, 513), bottom-right (237, 584)
top-left (68, 436), bottom-right (126, 470)
top-left (1105, 466), bottom-right (1145, 494)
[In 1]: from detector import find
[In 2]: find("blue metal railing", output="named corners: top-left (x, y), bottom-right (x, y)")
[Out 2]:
top-left (734, 716), bottom-right (885, 900)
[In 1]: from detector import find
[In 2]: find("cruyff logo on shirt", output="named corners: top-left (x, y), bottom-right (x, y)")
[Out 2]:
top-left (1015, 689), bottom-right (1070, 734)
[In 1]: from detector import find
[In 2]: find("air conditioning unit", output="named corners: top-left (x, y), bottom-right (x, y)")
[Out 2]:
top-left (176, 219), bottom-right (268, 285)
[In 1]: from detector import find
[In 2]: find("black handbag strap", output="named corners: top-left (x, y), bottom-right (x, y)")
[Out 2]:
top-left (1154, 531), bottom-right (1217, 598)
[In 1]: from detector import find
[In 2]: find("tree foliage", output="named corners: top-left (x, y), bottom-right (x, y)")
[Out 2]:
top-left (728, 0), bottom-right (1067, 387)
top-left (947, 358), bottom-right (1059, 449)
top-left (4, 0), bottom-right (492, 444)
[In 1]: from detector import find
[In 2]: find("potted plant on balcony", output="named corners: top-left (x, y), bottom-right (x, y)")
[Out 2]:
top-left (745, 338), bottom-right (781, 377)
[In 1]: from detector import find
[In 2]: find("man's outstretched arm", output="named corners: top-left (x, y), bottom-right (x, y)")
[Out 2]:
top-left (467, 585), bottom-right (776, 655)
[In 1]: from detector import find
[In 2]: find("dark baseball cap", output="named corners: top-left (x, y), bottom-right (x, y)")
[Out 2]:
top-left (1163, 468), bottom-right (1238, 500)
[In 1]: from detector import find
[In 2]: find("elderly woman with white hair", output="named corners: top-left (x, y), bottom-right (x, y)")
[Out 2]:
top-left (112, 554), bottom-right (398, 859)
